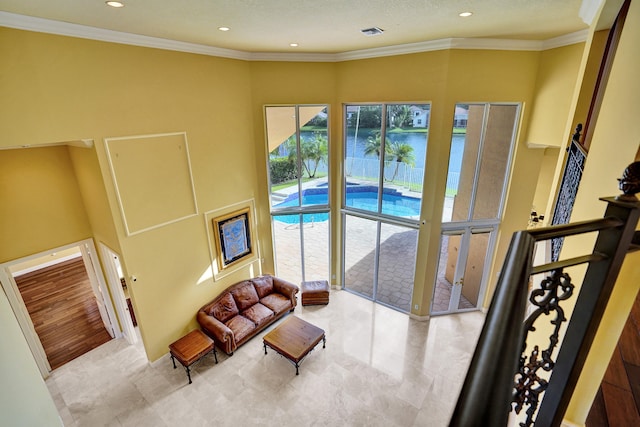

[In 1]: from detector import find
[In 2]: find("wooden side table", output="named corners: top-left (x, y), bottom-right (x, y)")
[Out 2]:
top-left (169, 329), bottom-right (217, 384)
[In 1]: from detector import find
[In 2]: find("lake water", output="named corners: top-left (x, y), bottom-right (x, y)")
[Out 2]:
top-left (342, 129), bottom-right (464, 174)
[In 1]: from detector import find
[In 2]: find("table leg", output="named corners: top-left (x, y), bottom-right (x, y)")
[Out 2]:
top-left (171, 354), bottom-right (176, 369)
top-left (263, 341), bottom-right (267, 355)
top-left (185, 365), bottom-right (192, 384)
top-left (322, 336), bottom-right (326, 348)
top-left (212, 347), bottom-right (218, 364)
top-left (295, 362), bottom-right (299, 375)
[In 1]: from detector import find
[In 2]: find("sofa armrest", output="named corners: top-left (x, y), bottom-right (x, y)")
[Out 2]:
top-left (197, 311), bottom-right (234, 353)
top-left (272, 276), bottom-right (299, 307)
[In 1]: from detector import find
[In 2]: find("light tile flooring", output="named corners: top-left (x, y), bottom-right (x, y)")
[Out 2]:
top-left (46, 290), bottom-right (486, 427)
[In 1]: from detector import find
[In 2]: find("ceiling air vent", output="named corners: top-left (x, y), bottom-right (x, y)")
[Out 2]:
top-left (361, 27), bottom-right (384, 36)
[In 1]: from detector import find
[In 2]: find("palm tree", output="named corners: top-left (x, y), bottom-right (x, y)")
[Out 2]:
top-left (364, 131), bottom-right (390, 158)
top-left (387, 141), bottom-right (415, 181)
top-left (300, 132), bottom-right (328, 178)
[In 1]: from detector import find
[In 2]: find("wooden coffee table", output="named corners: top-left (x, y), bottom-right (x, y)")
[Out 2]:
top-left (263, 315), bottom-right (326, 375)
top-left (169, 329), bottom-right (217, 384)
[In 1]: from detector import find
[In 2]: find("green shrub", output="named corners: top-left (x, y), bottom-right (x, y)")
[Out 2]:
top-left (270, 157), bottom-right (297, 184)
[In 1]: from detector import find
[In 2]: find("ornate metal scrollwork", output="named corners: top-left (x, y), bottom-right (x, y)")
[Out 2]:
top-left (512, 269), bottom-right (575, 427)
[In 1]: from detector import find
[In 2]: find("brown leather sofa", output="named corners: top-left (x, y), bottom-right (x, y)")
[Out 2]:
top-left (197, 274), bottom-right (298, 355)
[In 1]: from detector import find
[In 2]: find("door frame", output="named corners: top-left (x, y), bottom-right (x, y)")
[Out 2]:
top-left (99, 243), bottom-right (138, 345)
top-left (0, 238), bottom-right (121, 378)
top-left (80, 243), bottom-right (115, 338)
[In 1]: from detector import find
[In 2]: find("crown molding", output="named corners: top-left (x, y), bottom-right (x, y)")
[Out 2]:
top-left (0, 139), bottom-right (94, 150)
top-left (334, 38), bottom-right (457, 61)
top-left (249, 52), bottom-right (337, 62)
top-left (0, 11), bottom-right (589, 63)
top-left (0, 11), bottom-right (251, 60)
top-left (542, 29), bottom-right (590, 50)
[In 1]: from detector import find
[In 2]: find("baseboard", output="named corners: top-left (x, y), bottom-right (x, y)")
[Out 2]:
top-left (409, 313), bottom-right (430, 321)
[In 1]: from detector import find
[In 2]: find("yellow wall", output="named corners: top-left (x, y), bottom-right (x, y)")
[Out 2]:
top-left (531, 147), bottom-right (562, 221)
top-left (0, 24), bottom-right (586, 364)
top-left (67, 146), bottom-right (120, 252)
top-left (0, 146), bottom-right (92, 262)
top-left (563, 0), bottom-right (640, 422)
top-left (0, 27), bottom-right (258, 361)
top-left (572, 29), bottom-right (609, 148)
top-left (525, 43), bottom-right (585, 147)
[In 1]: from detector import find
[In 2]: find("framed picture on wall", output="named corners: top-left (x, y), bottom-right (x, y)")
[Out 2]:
top-left (213, 207), bottom-right (253, 270)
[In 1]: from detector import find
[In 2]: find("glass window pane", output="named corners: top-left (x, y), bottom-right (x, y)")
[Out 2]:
top-left (444, 104), bottom-right (482, 223)
top-left (432, 234), bottom-right (459, 314)
top-left (459, 231), bottom-right (491, 309)
top-left (302, 213), bottom-right (330, 282)
top-left (343, 214), bottom-right (376, 298)
top-left (472, 105), bottom-right (517, 220)
top-left (344, 105), bottom-right (382, 214)
top-left (266, 106), bottom-right (300, 209)
top-left (299, 106), bottom-right (329, 207)
top-left (376, 223), bottom-right (417, 312)
top-left (382, 104), bottom-right (429, 220)
top-left (272, 214), bottom-right (302, 284)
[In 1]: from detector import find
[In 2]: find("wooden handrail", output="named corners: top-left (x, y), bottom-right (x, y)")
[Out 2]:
top-left (449, 193), bottom-right (640, 426)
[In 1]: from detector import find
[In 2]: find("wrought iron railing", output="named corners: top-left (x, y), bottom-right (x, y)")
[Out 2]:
top-left (449, 162), bottom-right (640, 427)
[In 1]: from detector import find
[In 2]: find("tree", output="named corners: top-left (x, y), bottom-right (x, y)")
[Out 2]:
top-left (363, 131), bottom-right (390, 158)
top-left (387, 141), bottom-right (415, 181)
top-left (387, 105), bottom-right (412, 128)
top-left (349, 105), bottom-right (382, 129)
top-left (300, 132), bottom-right (328, 178)
top-left (285, 132), bottom-right (328, 179)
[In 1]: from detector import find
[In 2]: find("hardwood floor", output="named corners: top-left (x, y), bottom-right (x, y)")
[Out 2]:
top-left (587, 291), bottom-right (640, 426)
top-left (15, 257), bottom-right (112, 370)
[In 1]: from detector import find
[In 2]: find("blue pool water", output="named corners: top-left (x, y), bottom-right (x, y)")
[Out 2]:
top-left (273, 185), bottom-right (421, 224)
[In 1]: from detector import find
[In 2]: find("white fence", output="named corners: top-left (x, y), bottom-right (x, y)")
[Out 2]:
top-left (345, 157), bottom-right (460, 194)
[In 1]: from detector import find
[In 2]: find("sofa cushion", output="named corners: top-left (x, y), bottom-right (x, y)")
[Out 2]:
top-left (252, 275), bottom-right (274, 299)
top-left (242, 303), bottom-right (274, 328)
top-left (231, 281), bottom-right (260, 311)
top-left (225, 315), bottom-right (256, 343)
top-left (260, 293), bottom-right (292, 316)
top-left (209, 292), bottom-right (239, 323)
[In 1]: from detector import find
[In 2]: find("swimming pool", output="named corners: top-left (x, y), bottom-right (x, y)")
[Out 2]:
top-left (273, 185), bottom-right (421, 223)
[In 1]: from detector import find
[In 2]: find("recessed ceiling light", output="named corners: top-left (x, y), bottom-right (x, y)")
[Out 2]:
top-left (106, 1), bottom-right (125, 7)
top-left (290, 43), bottom-right (298, 47)
top-left (218, 27), bottom-right (230, 32)
top-left (459, 12), bottom-right (473, 17)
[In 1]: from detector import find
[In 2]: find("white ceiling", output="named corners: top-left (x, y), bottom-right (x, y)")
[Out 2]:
top-left (0, 0), bottom-right (597, 55)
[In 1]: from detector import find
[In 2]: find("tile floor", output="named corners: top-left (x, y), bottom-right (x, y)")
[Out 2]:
top-left (46, 290), bottom-right (486, 427)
